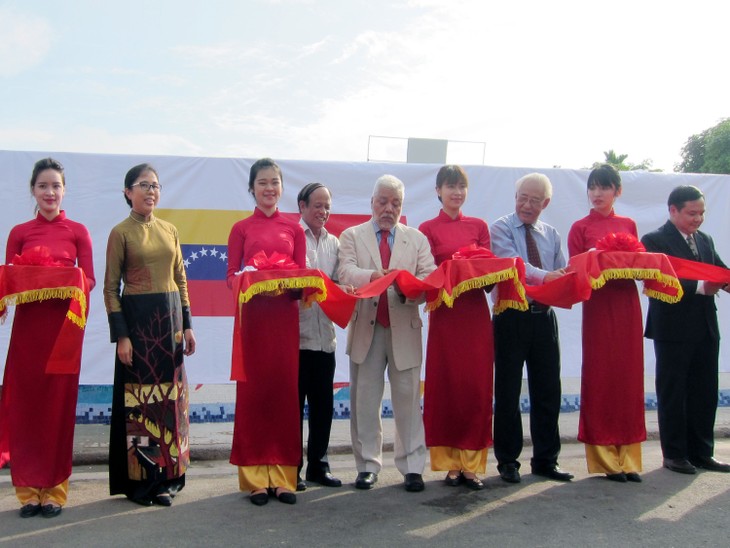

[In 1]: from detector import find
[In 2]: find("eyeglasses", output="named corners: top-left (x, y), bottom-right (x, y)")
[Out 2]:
top-left (131, 181), bottom-right (162, 192)
top-left (516, 195), bottom-right (544, 207)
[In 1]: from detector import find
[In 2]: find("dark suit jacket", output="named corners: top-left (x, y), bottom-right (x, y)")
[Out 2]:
top-left (641, 220), bottom-right (726, 343)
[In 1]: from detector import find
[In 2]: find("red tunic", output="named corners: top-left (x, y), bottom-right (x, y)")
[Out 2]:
top-left (419, 210), bottom-right (494, 450)
top-left (227, 208), bottom-right (306, 466)
top-left (0, 211), bottom-right (95, 487)
top-left (568, 209), bottom-right (646, 445)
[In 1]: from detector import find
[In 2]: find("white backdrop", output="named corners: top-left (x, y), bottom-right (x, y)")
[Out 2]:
top-left (1, 150), bottom-right (729, 384)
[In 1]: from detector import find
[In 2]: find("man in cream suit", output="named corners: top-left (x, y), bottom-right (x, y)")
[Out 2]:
top-left (338, 174), bottom-right (436, 492)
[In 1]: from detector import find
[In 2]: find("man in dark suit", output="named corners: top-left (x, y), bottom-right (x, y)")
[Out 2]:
top-left (642, 185), bottom-right (730, 475)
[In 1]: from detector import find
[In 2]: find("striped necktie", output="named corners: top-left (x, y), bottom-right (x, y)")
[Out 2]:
top-left (525, 224), bottom-right (543, 268)
top-left (686, 234), bottom-right (699, 260)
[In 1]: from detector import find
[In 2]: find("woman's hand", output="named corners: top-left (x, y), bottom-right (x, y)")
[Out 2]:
top-left (117, 337), bottom-right (133, 366)
top-left (184, 328), bottom-right (196, 356)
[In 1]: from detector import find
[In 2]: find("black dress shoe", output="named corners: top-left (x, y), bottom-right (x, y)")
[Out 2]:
top-left (41, 504), bottom-right (62, 518)
top-left (296, 475), bottom-right (307, 492)
top-left (689, 456), bottom-right (730, 473)
top-left (606, 472), bottom-right (627, 482)
top-left (306, 470), bottom-right (342, 487)
top-left (532, 466), bottom-right (574, 482)
top-left (355, 472), bottom-right (378, 490)
top-left (20, 504), bottom-right (41, 518)
top-left (130, 496), bottom-right (153, 507)
top-left (625, 472), bottom-right (642, 483)
top-left (663, 458), bottom-right (697, 475)
top-left (444, 473), bottom-right (463, 487)
top-left (154, 493), bottom-right (173, 507)
top-left (404, 473), bottom-right (425, 492)
top-left (499, 463), bottom-right (521, 484)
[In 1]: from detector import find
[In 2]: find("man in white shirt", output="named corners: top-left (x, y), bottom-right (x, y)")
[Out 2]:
top-left (490, 173), bottom-right (573, 483)
top-left (297, 183), bottom-right (342, 489)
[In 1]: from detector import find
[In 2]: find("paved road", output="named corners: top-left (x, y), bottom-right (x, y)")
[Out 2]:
top-left (2, 439), bottom-right (729, 547)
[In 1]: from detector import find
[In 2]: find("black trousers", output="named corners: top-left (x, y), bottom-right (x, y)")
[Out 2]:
top-left (654, 337), bottom-right (719, 459)
top-left (493, 307), bottom-right (562, 470)
top-left (298, 350), bottom-right (336, 473)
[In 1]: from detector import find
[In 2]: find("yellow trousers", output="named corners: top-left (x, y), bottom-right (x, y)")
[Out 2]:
top-left (430, 446), bottom-right (487, 474)
top-left (585, 443), bottom-right (642, 474)
top-left (237, 465), bottom-right (297, 492)
top-left (16, 479), bottom-right (69, 506)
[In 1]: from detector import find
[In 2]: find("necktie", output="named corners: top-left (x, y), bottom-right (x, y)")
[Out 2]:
top-left (524, 224), bottom-right (543, 269)
top-left (376, 230), bottom-right (391, 327)
top-left (686, 234), bottom-right (699, 260)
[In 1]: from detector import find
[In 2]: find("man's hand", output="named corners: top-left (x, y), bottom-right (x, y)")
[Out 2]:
top-left (370, 269), bottom-right (388, 282)
top-left (543, 268), bottom-right (567, 283)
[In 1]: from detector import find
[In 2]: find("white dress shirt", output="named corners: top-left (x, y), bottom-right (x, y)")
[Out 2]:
top-left (299, 219), bottom-right (339, 352)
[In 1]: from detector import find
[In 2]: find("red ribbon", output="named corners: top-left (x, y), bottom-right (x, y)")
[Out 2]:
top-left (525, 250), bottom-right (684, 307)
top-left (230, 249), bottom-right (730, 380)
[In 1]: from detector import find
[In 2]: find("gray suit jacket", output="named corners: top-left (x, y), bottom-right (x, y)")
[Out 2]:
top-left (337, 221), bottom-right (436, 370)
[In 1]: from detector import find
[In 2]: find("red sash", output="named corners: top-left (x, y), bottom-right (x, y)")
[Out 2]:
top-left (0, 265), bottom-right (90, 374)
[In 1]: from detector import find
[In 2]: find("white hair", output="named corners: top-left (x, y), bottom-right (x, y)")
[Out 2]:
top-left (515, 172), bottom-right (553, 199)
top-left (372, 174), bottom-right (405, 200)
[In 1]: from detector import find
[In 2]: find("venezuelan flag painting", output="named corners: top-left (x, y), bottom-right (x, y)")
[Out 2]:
top-left (157, 208), bottom-right (246, 317)
top-left (157, 208), bottom-right (371, 317)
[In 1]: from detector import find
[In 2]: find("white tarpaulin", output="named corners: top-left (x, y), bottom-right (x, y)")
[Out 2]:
top-left (1, 149), bottom-right (729, 384)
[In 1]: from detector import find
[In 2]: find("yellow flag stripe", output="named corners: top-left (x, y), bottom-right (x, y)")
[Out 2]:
top-left (156, 209), bottom-right (252, 244)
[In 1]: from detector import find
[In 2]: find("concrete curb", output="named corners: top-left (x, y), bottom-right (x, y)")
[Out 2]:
top-left (67, 423), bottom-right (730, 466)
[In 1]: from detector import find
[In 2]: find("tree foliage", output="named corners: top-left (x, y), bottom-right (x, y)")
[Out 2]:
top-left (590, 149), bottom-right (655, 171)
top-left (676, 118), bottom-right (730, 174)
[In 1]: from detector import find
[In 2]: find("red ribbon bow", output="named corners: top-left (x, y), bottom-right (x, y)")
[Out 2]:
top-left (12, 246), bottom-right (63, 266)
top-left (246, 250), bottom-right (300, 270)
top-left (595, 233), bottom-right (646, 253)
top-left (451, 244), bottom-right (496, 260)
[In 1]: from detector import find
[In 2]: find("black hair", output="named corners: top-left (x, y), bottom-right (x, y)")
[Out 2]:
top-left (435, 165), bottom-right (468, 203)
top-left (30, 157), bottom-right (65, 191)
top-left (587, 163), bottom-right (621, 191)
top-left (667, 185), bottom-right (704, 210)
top-left (248, 158), bottom-right (283, 196)
top-left (297, 182), bottom-right (331, 211)
top-left (123, 163), bottom-right (159, 207)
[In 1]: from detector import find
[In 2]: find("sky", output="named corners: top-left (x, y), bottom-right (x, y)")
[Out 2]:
top-left (1, 0), bottom-right (728, 172)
